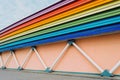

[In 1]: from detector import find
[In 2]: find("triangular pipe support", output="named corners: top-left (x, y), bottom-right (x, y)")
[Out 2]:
top-left (67, 39), bottom-right (75, 45)
top-left (101, 69), bottom-right (114, 77)
top-left (45, 67), bottom-right (53, 73)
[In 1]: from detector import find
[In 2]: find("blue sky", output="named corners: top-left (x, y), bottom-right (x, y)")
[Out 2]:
top-left (0, 0), bottom-right (60, 30)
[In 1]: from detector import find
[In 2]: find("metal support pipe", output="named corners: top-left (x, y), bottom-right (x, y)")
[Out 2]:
top-left (49, 43), bottom-right (70, 71)
top-left (4, 53), bottom-right (12, 66)
top-left (33, 47), bottom-right (47, 69)
top-left (0, 54), bottom-right (4, 67)
top-left (20, 49), bottom-right (33, 68)
top-left (72, 42), bottom-right (103, 72)
top-left (110, 61), bottom-right (120, 73)
top-left (10, 51), bottom-right (20, 67)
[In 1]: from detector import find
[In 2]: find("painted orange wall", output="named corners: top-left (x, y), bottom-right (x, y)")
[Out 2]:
top-left (1, 33), bottom-right (120, 75)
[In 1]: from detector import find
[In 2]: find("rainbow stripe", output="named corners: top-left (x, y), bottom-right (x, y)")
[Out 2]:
top-left (0, 0), bottom-right (120, 52)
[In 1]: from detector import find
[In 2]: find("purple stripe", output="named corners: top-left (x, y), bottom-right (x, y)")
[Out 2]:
top-left (0, 0), bottom-right (75, 33)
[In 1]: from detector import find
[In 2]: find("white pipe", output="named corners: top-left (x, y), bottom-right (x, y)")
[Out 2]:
top-left (0, 55), bottom-right (4, 66)
top-left (4, 53), bottom-right (12, 66)
top-left (110, 61), bottom-right (120, 73)
top-left (11, 51), bottom-right (20, 67)
top-left (49, 43), bottom-right (70, 71)
top-left (20, 49), bottom-right (33, 68)
top-left (72, 43), bottom-right (103, 72)
top-left (33, 47), bottom-right (47, 69)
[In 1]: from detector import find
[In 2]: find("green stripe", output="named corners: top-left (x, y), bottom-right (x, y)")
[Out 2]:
top-left (1, 8), bottom-right (120, 45)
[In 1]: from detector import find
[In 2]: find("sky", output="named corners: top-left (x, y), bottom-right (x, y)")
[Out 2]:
top-left (0, 0), bottom-right (60, 30)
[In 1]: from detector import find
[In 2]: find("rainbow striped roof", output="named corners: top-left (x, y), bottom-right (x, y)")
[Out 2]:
top-left (0, 0), bottom-right (120, 52)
